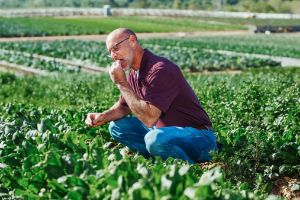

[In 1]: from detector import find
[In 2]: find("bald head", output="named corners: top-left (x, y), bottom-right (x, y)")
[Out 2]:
top-left (106, 28), bottom-right (137, 43)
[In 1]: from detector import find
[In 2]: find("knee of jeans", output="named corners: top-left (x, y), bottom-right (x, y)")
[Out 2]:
top-left (144, 129), bottom-right (163, 156)
top-left (108, 120), bottom-right (127, 140)
top-left (108, 121), bottom-right (118, 138)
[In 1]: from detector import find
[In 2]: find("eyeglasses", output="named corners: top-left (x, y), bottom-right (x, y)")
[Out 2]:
top-left (107, 37), bottom-right (130, 57)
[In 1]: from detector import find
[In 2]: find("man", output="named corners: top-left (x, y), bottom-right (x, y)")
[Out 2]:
top-left (85, 28), bottom-right (217, 164)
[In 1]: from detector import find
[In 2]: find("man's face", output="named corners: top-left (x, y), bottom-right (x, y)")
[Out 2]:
top-left (106, 35), bottom-right (134, 71)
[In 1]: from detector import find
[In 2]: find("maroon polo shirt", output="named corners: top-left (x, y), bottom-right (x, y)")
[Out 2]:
top-left (119, 49), bottom-right (212, 128)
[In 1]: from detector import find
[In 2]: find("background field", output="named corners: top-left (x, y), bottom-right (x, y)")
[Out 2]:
top-left (4, 34), bottom-right (300, 73)
top-left (0, 9), bottom-right (299, 200)
top-left (2, 16), bottom-right (300, 37)
top-left (0, 16), bottom-right (247, 37)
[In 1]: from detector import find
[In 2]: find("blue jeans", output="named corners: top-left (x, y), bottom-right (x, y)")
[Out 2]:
top-left (108, 116), bottom-right (218, 164)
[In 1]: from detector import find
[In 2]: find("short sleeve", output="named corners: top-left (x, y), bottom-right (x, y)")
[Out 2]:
top-left (143, 68), bottom-right (178, 113)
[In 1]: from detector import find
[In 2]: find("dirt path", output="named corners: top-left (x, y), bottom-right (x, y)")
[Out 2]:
top-left (0, 30), bottom-right (251, 42)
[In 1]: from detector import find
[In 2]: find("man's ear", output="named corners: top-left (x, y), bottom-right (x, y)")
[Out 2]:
top-left (129, 35), bottom-right (137, 46)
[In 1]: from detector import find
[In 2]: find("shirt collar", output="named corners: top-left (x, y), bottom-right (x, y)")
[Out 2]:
top-left (138, 48), bottom-right (151, 79)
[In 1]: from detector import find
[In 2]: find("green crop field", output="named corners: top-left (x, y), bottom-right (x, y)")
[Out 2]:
top-left (2, 35), bottom-right (293, 72)
top-left (0, 16), bottom-right (246, 37)
top-left (0, 67), bottom-right (299, 199)
top-left (143, 34), bottom-right (300, 59)
top-left (1, 15), bottom-right (300, 37)
top-left (0, 19), bottom-right (299, 199)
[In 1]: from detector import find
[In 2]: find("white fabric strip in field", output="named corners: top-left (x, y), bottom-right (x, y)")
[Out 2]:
top-left (0, 49), bottom-right (108, 73)
top-left (204, 49), bottom-right (300, 67)
top-left (0, 60), bottom-right (49, 75)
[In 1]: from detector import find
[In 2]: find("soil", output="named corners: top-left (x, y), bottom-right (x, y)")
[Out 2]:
top-left (271, 177), bottom-right (300, 200)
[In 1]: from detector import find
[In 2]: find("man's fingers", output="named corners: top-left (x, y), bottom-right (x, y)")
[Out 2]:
top-left (86, 113), bottom-right (105, 127)
top-left (92, 114), bottom-right (104, 126)
top-left (85, 113), bottom-right (95, 126)
top-left (92, 119), bottom-right (103, 127)
top-left (90, 113), bottom-right (95, 121)
top-left (92, 114), bottom-right (100, 124)
top-left (85, 117), bottom-right (93, 126)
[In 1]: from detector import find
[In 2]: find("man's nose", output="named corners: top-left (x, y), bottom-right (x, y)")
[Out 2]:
top-left (111, 51), bottom-right (118, 60)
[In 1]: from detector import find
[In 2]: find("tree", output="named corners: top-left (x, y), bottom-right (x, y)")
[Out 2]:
top-left (227, 0), bottom-right (238, 5)
top-left (173, 0), bottom-right (181, 9)
top-left (129, 0), bottom-right (151, 8)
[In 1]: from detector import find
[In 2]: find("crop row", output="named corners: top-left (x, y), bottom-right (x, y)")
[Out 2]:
top-left (0, 49), bottom-right (80, 73)
top-left (142, 35), bottom-right (300, 59)
top-left (1, 39), bottom-right (281, 72)
top-left (145, 44), bottom-right (280, 71)
top-left (0, 68), bottom-right (299, 198)
top-left (1, 40), bottom-right (110, 67)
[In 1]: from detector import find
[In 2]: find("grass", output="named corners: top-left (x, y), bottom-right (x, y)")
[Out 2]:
top-left (0, 16), bottom-right (246, 37)
top-left (1, 15), bottom-right (300, 37)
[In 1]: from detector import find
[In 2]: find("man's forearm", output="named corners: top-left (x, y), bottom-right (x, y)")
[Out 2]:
top-left (117, 82), bottom-right (158, 127)
top-left (103, 102), bottom-right (131, 123)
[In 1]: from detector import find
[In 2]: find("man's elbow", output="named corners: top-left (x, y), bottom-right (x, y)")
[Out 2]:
top-left (140, 105), bottom-right (161, 128)
top-left (143, 116), bottom-right (158, 128)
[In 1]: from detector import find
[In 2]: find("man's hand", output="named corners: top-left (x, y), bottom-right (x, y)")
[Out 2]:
top-left (85, 113), bottom-right (106, 127)
top-left (109, 60), bottom-right (127, 86)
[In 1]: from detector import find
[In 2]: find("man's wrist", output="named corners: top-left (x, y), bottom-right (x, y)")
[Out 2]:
top-left (117, 81), bottom-right (129, 89)
top-left (100, 111), bottom-right (107, 123)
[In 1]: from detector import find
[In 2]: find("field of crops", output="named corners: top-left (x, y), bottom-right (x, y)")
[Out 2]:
top-left (2, 16), bottom-right (300, 38)
top-left (2, 34), bottom-right (297, 73)
top-left (144, 34), bottom-right (300, 59)
top-left (0, 66), bottom-right (299, 199)
top-left (0, 26), bottom-right (300, 199)
top-left (0, 16), bottom-right (246, 37)
top-left (0, 16), bottom-right (299, 37)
